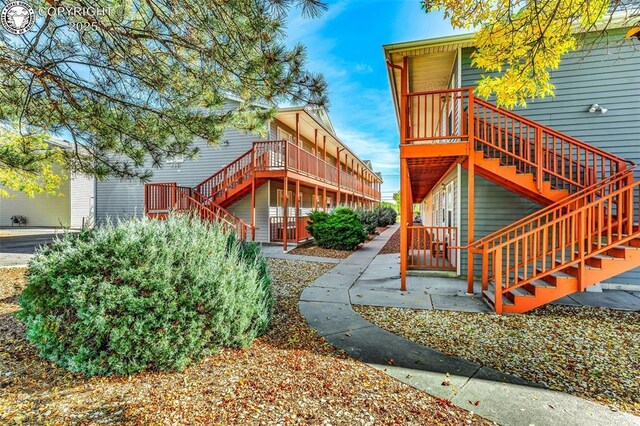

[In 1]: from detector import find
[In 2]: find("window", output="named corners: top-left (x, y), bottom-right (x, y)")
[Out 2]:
top-left (276, 127), bottom-right (294, 144)
top-left (446, 181), bottom-right (457, 227)
top-left (276, 189), bottom-right (293, 216)
top-left (165, 154), bottom-right (185, 164)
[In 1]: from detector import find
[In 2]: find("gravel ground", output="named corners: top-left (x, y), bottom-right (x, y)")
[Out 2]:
top-left (379, 228), bottom-right (400, 254)
top-left (289, 244), bottom-right (353, 259)
top-left (354, 304), bottom-right (640, 415)
top-left (0, 263), bottom-right (490, 425)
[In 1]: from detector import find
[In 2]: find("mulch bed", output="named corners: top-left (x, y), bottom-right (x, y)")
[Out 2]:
top-left (288, 244), bottom-right (353, 259)
top-left (290, 228), bottom-right (389, 259)
top-left (354, 304), bottom-right (640, 416)
top-left (379, 228), bottom-right (400, 254)
top-left (0, 264), bottom-right (490, 425)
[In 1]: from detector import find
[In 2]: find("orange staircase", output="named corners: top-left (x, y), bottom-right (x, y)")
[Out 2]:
top-left (461, 93), bottom-right (640, 313)
top-left (144, 147), bottom-right (259, 239)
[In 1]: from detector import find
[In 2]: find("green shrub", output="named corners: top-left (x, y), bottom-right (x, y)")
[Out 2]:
top-left (376, 206), bottom-right (397, 227)
top-left (18, 214), bottom-right (273, 376)
top-left (355, 208), bottom-right (378, 234)
top-left (306, 207), bottom-right (367, 250)
top-left (355, 206), bottom-right (397, 233)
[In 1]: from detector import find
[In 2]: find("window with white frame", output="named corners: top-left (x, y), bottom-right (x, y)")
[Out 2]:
top-left (165, 154), bottom-right (185, 164)
top-left (446, 180), bottom-right (457, 227)
top-left (276, 189), bottom-right (293, 216)
top-left (276, 127), bottom-right (294, 144)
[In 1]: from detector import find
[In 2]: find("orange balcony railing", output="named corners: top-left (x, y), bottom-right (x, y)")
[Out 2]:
top-left (252, 140), bottom-right (380, 200)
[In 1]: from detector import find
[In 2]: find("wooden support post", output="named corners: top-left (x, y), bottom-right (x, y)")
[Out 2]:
top-left (400, 158), bottom-right (409, 291)
top-left (323, 187), bottom-right (327, 212)
top-left (337, 147), bottom-right (342, 205)
top-left (314, 129), bottom-right (318, 155)
top-left (323, 136), bottom-right (327, 161)
top-left (251, 147), bottom-right (256, 241)
top-left (535, 127), bottom-right (543, 193)
top-left (399, 55), bottom-right (409, 292)
top-left (295, 179), bottom-right (300, 242)
top-left (314, 185), bottom-right (318, 211)
top-left (467, 121), bottom-right (476, 293)
top-left (295, 113), bottom-right (300, 170)
top-left (466, 88), bottom-right (476, 294)
top-left (251, 178), bottom-right (256, 241)
top-left (283, 177), bottom-right (288, 252)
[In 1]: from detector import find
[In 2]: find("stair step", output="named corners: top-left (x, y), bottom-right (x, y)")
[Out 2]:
top-left (525, 279), bottom-right (555, 289)
top-left (607, 244), bottom-right (640, 251)
top-left (482, 290), bottom-right (514, 306)
top-left (553, 259), bottom-right (601, 270)
top-left (537, 269), bottom-right (575, 278)
top-left (510, 286), bottom-right (535, 297)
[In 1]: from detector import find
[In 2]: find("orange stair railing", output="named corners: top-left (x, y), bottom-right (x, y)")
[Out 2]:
top-left (471, 169), bottom-right (638, 313)
top-left (144, 182), bottom-right (251, 239)
top-left (194, 148), bottom-right (255, 205)
top-left (145, 140), bottom-right (382, 241)
top-left (405, 88), bottom-right (638, 313)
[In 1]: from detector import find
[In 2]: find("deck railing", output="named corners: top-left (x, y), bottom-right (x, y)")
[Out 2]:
top-left (269, 216), bottom-right (312, 243)
top-left (405, 88), bottom-right (468, 143)
top-left (253, 140), bottom-right (379, 199)
top-left (144, 182), bottom-right (251, 239)
top-left (408, 226), bottom-right (457, 271)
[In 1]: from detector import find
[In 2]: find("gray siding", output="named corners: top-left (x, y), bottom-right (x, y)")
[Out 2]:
top-left (95, 126), bottom-right (266, 223)
top-left (459, 170), bottom-right (541, 277)
top-left (70, 173), bottom-right (95, 228)
top-left (226, 181), bottom-right (269, 242)
top-left (459, 28), bottom-right (640, 284)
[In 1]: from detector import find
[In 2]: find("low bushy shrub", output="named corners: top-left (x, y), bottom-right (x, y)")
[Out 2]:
top-left (18, 214), bottom-right (273, 376)
top-left (307, 207), bottom-right (367, 250)
top-left (355, 208), bottom-right (378, 234)
top-left (355, 206), bottom-right (397, 234)
top-left (376, 206), bottom-right (397, 227)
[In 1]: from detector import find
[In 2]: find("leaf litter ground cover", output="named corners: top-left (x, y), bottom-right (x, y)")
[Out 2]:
top-left (1, 262), bottom-right (490, 425)
top-left (354, 304), bottom-right (640, 416)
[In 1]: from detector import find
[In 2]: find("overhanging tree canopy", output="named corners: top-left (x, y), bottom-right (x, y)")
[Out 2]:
top-left (421, 0), bottom-right (637, 107)
top-left (0, 0), bottom-right (328, 196)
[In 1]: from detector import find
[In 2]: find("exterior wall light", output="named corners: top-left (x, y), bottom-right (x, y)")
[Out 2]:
top-left (588, 104), bottom-right (607, 114)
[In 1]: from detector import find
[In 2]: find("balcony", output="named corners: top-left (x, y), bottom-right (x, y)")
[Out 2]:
top-left (253, 140), bottom-right (381, 200)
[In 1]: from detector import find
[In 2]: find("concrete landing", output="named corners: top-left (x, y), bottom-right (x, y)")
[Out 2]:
top-left (349, 253), bottom-right (490, 312)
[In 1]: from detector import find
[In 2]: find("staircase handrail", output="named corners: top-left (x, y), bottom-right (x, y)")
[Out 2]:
top-left (470, 167), bottom-right (636, 251)
top-left (193, 147), bottom-right (255, 201)
top-left (487, 175), bottom-right (640, 301)
top-left (472, 97), bottom-right (634, 168)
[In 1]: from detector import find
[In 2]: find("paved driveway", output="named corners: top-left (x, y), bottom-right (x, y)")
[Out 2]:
top-left (0, 229), bottom-right (69, 267)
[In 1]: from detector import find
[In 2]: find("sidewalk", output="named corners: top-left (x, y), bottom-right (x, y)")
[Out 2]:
top-left (299, 224), bottom-right (640, 426)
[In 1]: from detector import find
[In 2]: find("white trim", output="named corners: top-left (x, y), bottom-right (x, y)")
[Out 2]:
top-left (267, 180), bottom-right (271, 242)
top-left (457, 47), bottom-right (462, 88)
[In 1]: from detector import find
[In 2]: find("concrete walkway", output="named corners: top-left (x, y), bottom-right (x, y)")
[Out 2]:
top-left (299, 224), bottom-right (640, 426)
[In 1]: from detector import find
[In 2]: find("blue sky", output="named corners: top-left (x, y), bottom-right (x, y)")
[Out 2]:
top-left (285, 0), bottom-right (459, 202)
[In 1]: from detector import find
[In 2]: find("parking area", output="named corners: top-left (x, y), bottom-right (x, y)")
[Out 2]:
top-left (0, 228), bottom-right (70, 267)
